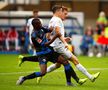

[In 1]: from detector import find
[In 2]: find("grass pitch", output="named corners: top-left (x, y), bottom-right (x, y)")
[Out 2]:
top-left (0, 54), bottom-right (108, 90)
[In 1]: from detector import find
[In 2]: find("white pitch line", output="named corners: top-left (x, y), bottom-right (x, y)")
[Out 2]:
top-left (0, 68), bottom-right (108, 76)
top-left (0, 71), bottom-right (34, 75)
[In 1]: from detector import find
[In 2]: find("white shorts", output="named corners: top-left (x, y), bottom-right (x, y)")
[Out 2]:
top-left (53, 43), bottom-right (73, 59)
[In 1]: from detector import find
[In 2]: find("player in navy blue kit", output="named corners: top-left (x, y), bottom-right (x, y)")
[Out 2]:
top-left (16, 18), bottom-right (87, 86)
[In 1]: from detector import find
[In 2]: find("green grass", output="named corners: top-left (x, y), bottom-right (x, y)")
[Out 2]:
top-left (0, 54), bottom-right (108, 90)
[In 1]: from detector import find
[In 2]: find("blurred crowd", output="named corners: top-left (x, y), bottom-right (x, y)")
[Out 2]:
top-left (0, 26), bottom-right (29, 53)
top-left (80, 11), bottom-right (108, 57)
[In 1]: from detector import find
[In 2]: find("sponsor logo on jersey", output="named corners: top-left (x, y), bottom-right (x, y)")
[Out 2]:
top-left (36, 38), bottom-right (42, 43)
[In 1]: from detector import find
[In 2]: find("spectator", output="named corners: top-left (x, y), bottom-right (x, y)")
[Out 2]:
top-left (0, 28), bottom-right (6, 50)
top-left (80, 26), bottom-right (94, 56)
top-left (6, 27), bottom-right (19, 51)
top-left (19, 26), bottom-right (29, 53)
top-left (104, 26), bottom-right (108, 38)
top-left (96, 11), bottom-right (107, 35)
top-left (96, 27), bottom-right (108, 57)
top-left (94, 11), bottom-right (108, 57)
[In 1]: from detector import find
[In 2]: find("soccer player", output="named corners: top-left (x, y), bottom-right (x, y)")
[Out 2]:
top-left (16, 18), bottom-right (87, 86)
top-left (26, 9), bottom-right (42, 55)
top-left (46, 5), bottom-right (100, 82)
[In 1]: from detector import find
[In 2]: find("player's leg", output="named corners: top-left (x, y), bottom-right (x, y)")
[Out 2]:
top-left (46, 51), bottom-right (62, 73)
top-left (37, 62), bottom-right (76, 86)
top-left (37, 52), bottom-right (61, 84)
top-left (16, 64), bottom-right (47, 85)
top-left (16, 57), bottom-right (47, 85)
top-left (37, 63), bottom-right (61, 84)
top-left (57, 55), bottom-right (75, 86)
top-left (55, 46), bottom-right (100, 82)
top-left (64, 63), bottom-right (87, 85)
top-left (63, 63), bottom-right (75, 86)
top-left (47, 63), bottom-right (61, 73)
top-left (69, 53), bottom-right (100, 82)
top-left (37, 52), bottom-right (86, 85)
top-left (58, 55), bottom-right (87, 85)
top-left (64, 49), bottom-right (100, 82)
top-left (18, 55), bottom-right (39, 67)
top-left (37, 54), bottom-right (74, 86)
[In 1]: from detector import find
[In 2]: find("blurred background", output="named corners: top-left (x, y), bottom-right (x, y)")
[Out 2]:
top-left (0, 0), bottom-right (108, 57)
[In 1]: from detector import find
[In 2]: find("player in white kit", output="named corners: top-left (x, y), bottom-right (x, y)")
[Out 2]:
top-left (47, 5), bottom-right (100, 82)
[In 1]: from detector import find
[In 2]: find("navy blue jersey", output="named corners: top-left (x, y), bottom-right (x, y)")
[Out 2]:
top-left (31, 27), bottom-right (52, 55)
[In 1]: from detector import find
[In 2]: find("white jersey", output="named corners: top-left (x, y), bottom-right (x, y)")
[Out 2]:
top-left (27, 18), bottom-right (34, 44)
top-left (49, 16), bottom-right (65, 47)
top-left (27, 18), bottom-right (43, 44)
top-left (49, 16), bottom-right (73, 59)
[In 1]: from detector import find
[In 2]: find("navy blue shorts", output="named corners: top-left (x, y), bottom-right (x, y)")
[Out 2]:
top-left (38, 55), bottom-right (47, 64)
top-left (38, 51), bottom-right (60, 65)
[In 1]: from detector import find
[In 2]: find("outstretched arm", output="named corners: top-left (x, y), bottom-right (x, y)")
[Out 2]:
top-left (44, 32), bottom-right (62, 46)
top-left (55, 26), bottom-right (68, 47)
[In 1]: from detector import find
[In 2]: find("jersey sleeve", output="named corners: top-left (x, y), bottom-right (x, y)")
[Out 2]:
top-left (41, 27), bottom-right (51, 33)
top-left (54, 20), bottom-right (61, 27)
top-left (49, 18), bottom-right (61, 29)
top-left (39, 18), bottom-right (43, 25)
top-left (27, 19), bottom-right (31, 26)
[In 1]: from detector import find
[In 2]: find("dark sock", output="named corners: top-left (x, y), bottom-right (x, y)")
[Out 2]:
top-left (69, 65), bottom-right (79, 83)
top-left (64, 64), bottom-right (72, 84)
top-left (64, 64), bottom-right (79, 83)
top-left (24, 72), bottom-right (42, 80)
top-left (22, 56), bottom-right (39, 62)
top-left (24, 72), bottom-right (37, 80)
top-left (35, 72), bottom-right (42, 77)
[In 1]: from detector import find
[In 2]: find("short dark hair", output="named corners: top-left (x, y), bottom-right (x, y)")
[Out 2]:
top-left (32, 18), bottom-right (42, 30)
top-left (52, 5), bottom-right (62, 13)
top-left (62, 6), bottom-right (68, 12)
top-left (52, 5), bottom-right (68, 13)
top-left (33, 9), bottom-right (38, 13)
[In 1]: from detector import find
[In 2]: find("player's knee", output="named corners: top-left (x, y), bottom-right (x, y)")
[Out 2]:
top-left (40, 72), bottom-right (46, 76)
top-left (63, 60), bottom-right (69, 65)
top-left (69, 55), bottom-right (79, 65)
top-left (56, 63), bottom-right (61, 68)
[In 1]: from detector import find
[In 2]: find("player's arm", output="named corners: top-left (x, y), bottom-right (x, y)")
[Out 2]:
top-left (55, 26), bottom-right (68, 47)
top-left (44, 32), bottom-right (61, 46)
top-left (45, 26), bottom-right (54, 41)
top-left (41, 26), bottom-right (53, 33)
top-left (26, 19), bottom-right (30, 33)
top-left (64, 37), bottom-right (72, 43)
top-left (46, 33), bottom-right (51, 41)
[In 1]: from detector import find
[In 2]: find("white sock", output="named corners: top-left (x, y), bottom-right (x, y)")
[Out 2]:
top-left (47, 64), bottom-right (57, 73)
top-left (33, 50), bottom-right (37, 56)
top-left (76, 63), bottom-right (93, 79)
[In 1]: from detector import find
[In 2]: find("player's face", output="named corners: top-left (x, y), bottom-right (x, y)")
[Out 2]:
top-left (33, 12), bottom-right (38, 18)
top-left (61, 10), bottom-right (68, 20)
top-left (36, 22), bottom-right (42, 30)
top-left (33, 20), bottom-right (42, 30)
top-left (57, 8), bottom-right (63, 17)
